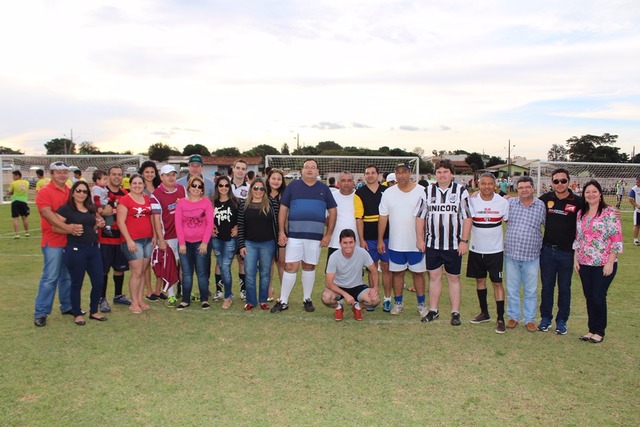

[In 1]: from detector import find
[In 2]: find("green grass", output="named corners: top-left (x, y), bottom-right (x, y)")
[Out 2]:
top-left (1, 203), bottom-right (638, 426)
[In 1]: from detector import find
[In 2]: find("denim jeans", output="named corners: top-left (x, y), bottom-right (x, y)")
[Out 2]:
top-left (34, 245), bottom-right (72, 318)
top-left (505, 256), bottom-right (539, 323)
top-left (64, 243), bottom-right (104, 316)
top-left (579, 263), bottom-right (617, 337)
top-left (539, 245), bottom-right (574, 322)
top-left (244, 240), bottom-right (275, 306)
top-left (179, 242), bottom-right (210, 303)
top-left (211, 237), bottom-right (237, 299)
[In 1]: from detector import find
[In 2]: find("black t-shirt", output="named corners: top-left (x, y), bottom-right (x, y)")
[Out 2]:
top-left (214, 199), bottom-right (238, 241)
top-left (57, 205), bottom-right (98, 244)
top-left (244, 204), bottom-right (274, 243)
top-left (539, 190), bottom-right (584, 251)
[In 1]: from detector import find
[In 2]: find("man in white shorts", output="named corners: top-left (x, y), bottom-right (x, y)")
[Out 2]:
top-left (377, 161), bottom-right (427, 317)
top-left (322, 229), bottom-right (380, 321)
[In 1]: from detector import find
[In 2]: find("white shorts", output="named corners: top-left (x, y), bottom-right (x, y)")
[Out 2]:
top-left (166, 238), bottom-right (179, 261)
top-left (285, 238), bottom-right (322, 265)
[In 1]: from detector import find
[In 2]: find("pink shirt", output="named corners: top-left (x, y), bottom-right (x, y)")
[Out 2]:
top-left (175, 197), bottom-right (214, 245)
top-left (573, 206), bottom-right (623, 266)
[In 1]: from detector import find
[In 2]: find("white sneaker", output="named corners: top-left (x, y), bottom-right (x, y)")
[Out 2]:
top-left (634, 239), bottom-right (639, 246)
top-left (240, 289), bottom-right (246, 301)
top-left (390, 303), bottom-right (404, 315)
top-left (213, 290), bottom-right (223, 301)
top-left (417, 305), bottom-right (429, 318)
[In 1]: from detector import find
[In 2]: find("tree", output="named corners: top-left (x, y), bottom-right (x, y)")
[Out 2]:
top-left (465, 152), bottom-right (484, 172)
top-left (291, 145), bottom-right (320, 156)
top-left (486, 156), bottom-right (504, 167)
top-left (412, 147), bottom-right (425, 158)
top-left (242, 144), bottom-right (279, 159)
top-left (78, 141), bottom-right (100, 155)
top-left (453, 149), bottom-right (470, 155)
top-left (44, 138), bottom-right (75, 155)
top-left (317, 141), bottom-right (342, 152)
top-left (631, 153), bottom-right (640, 163)
top-left (547, 144), bottom-right (568, 161)
top-left (183, 144), bottom-right (211, 157)
top-left (566, 133), bottom-right (620, 162)
top-left (0, 146), bottom-right (23, 154)
top-left (281, 142), bottom-right (290, 155)
top-left (148, 142), bottom-right (181, 162)
top-left (214, 147), bottom-right (241, 157)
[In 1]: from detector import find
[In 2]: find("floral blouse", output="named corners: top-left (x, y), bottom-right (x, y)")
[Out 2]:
top-left (573, 206), bottom-right (623, 266)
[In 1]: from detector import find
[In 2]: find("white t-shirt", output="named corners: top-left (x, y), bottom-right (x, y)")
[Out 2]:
top-left (326, 246), bottom-right (374, 289)
top-left (630, 185), bottom-right (640, 213)
top-left (379, 183), bottom-right (425, 252)
top-left (468, 193), bottom-right (509, 254)
top-left (329, 191), bottom-right (358, 248)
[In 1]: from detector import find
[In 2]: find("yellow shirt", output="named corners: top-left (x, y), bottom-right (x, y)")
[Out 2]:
top-left (36, 177), bottom-right (51, 192)
top-left (9, 179), bottom-right (29, 202)
top-left (122, 176), bottom-right (131, 190)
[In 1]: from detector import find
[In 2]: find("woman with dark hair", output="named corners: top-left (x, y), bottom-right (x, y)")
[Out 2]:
top-left (573, 180), bottom-right (623, 344)
top-left (238, 178), bottom-right (279, 311)
top-left (138, 161), bottom-right (162, 301)
top-left (56, 181), bottom-right (107, 325)
top-left (266, 168), bottom-right (287, 301)
top-left (211, 175), bottom-right (239, 309)
top-left (117, 174), bottom-right (154, 314)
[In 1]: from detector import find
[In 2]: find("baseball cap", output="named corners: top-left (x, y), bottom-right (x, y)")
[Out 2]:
top-left (386, 173), bottom-right (397, 183)
top-left (395, 161), bottom-right (411, 170)
top-left (49, 161), bottom-right (70, 171)
top-left (188, 154), bottom-right (203, 165)
top-left (160, 165), bottom-right (177, 175)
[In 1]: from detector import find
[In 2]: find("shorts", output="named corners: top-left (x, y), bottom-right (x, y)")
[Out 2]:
top-left (634, 211), bottom-right (640, 226)
top-left (388, 249), bottom-right (426, 272)
top-left (164, 238), bottom-right (179, 261)
top-left (426, 248), bottom-right (462, 275)
top-left (285, 237), bottom-right (321, 265)
top-left (121, 238), bottom-right (153, 262)
top-left (336, 284), bottom-right (369, 302)
top-left (101, 242), bottom-right (130, 272)
top-left (366, 239), bottom-right (389, 263)
top-left (11, 201), bottom-right (30, 218)
top-left (466, 251), bottom-right (503, 283)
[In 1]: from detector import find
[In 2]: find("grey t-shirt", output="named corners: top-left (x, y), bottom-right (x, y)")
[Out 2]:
top-left (326, 246), bottom-right (374, 289)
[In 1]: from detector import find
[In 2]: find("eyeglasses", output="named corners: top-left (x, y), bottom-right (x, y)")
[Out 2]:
top-left (191, 183), bottom-right (204, 190)
top-left (74, 189), bottom-right (88, 194)
top-left (552, 178), bottom-right (568, 185)
top-left (218, 183), bottom-right (230, 188)
top-left (252, 186), bottom-right (266, 192)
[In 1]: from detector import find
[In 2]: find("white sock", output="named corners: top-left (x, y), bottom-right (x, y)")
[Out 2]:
top-left (279, 271), bottom-right (297, 304)
top-left (384, 297), bottom-right (391, 302)
top-left (168, 286), bottom-right (176, 297)
top-left (354, 302), bottom-right (361, 310)
top-left (336, 301), bottom-right (342, 310)
top-left (301, 270), bottom-right (316, 301)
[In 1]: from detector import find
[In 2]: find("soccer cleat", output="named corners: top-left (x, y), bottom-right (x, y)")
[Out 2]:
top-left (334, 306), bottom-right (344, 321)
top-left (270, 301), bottom-right (288, 313)
top-left (352, 306), bottom-right (363, 321)
top-left (165, 296), bottom-right (178, 308)
top-left (240, 289), bottom-right (247, 301)
top-left (303, 299), bottom-right (315, 312)
top-left (470, 312), bottom-right (491, 324)
top-left (417, 304), bottom-right (429, 318)
top-left (555, 320), bottom-right (568, 335)
top-left (213, 290), bottom-right (223, 301)
top-left (202, 302), bottom-right (210, 310)
top-left (382, 299), bottom-right (392, 313)
top-left (421, 310), bottom-right (439, 323)
top-left (451, 312), bottom-right (461, 326)
top-left (538, 318), bottom-right (552, 332)
top-left (99, 298), bottom-right (111, 313)
top-left (390, 303), bottom-right (404, 315)
top-left (495, 320), bottom-right (506, 334)
top-left (113, 295), bottom-right (132, 305)
top-left (634, 239), bottom-right (639, 246)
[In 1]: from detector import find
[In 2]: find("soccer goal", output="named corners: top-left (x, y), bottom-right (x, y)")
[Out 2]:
top-left (1, 154), bottom-right (144, 203)
top-left (264, 155), bottom-right (420, 182)
top-left (531, 161), bottom-right (640, 211)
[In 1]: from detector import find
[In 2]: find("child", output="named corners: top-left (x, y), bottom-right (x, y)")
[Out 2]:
top-left (92, 170), bottom-right (114, 236)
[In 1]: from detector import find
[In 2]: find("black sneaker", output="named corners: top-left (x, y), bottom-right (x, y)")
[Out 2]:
top-left (34, 317), bottom-right (47, 327)
top-left (145, 294), bottom-right (159, 302)
top-left (303, 299), bottom-right (315, 312)
top-left (451, 312), bottom-right (461, 326)
top-left (469, 312), bottom-right (491, 324)
top-left (270, 301), bottom-right (289, 313)
top-left (157, 293), bottom-right (168, 300)
top-left (421, 310), bottom-right (439, 323)
top-left (201, 302), bottom-right (210, 310)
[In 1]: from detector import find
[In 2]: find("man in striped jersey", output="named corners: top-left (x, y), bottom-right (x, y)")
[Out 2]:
top-left (416, 159), bottom-right (472, 326)
top-left (466, 173), bottom-right (509, 333)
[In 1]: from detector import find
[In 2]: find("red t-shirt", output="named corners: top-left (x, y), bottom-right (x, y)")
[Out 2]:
top-left (35, 182), bottom-right (70, 248)
top-left (119, 194), bottom-right (153, 241)
top-left (99, 186), bottom-right (128, 245)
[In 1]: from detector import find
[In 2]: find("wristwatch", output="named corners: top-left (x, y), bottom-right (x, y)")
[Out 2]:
top-left (460, 239), bottom-right (469, 243)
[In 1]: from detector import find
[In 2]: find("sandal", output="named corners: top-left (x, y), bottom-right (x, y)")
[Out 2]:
top-left (129, 306), bottom-right (142, 314)
top-left (74, 316), bottom-right (86, 326)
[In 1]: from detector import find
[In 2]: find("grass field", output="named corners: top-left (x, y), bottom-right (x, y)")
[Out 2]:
top-left (1, 203), bottom-right (638, 426)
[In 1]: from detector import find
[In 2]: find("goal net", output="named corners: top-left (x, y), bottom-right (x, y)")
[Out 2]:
top-left (264, 155), bottom-right (420, 183)
top-left (1, 154), bottom-right (144, 203)
top-left (530, 161), bottom-right (640, 211)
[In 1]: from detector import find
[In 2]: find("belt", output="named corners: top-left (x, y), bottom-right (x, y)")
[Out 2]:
top-left (543, 243), bottom-right (572, 251)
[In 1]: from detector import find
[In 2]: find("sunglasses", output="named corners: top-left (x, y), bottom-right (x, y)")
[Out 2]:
top-left (218, 183), bottom-right (230, 188)
top-left (552, 178), bottom-right (568, 184)
top-left (191, 183), bottom-right (204, 190)
top-left (74, 189), bottom-right (88, 194)
top-left (252, 186), bottom-right (266, 192)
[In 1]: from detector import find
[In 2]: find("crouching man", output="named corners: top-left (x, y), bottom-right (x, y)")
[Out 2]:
top-left (322, 229), bottom-right (380, 321)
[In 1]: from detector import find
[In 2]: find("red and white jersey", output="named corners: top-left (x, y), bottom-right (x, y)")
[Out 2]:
top-left (468, 193), bottom-right (509, 254)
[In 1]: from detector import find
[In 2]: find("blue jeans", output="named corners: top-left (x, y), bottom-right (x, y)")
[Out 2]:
top-left (244, 240), bottom-right (275, 306)
top-left (539, 245), bottom-right (574, 322)
top-left (34, 245), bottom-right (72, 318)
top-left (64, 243), bottom-right (104, 315)
top-left (505, 256), bottom-right (539, 323)
top-left (179, 242), bottom-right (210, 303)
top-left (211, 237), bottom-right (236, 299)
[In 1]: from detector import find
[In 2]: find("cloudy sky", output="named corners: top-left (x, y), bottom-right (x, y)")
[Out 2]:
top-left (1, 0), bottom-right (639, 160)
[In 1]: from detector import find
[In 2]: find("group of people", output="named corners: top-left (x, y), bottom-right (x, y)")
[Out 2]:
top-left (30, 156), bottom-right (626, 343)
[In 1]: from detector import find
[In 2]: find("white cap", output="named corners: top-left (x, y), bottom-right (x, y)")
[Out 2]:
top-left (386, 173), bottom-right (397, 183)
top-left (160, 165), bottom-right (177, 175)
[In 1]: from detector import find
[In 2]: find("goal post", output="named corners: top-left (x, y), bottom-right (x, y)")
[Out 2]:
top-left (531, 161), bottom-right (640, 211)
top-left (264, 155), bottom-right (420, 182)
